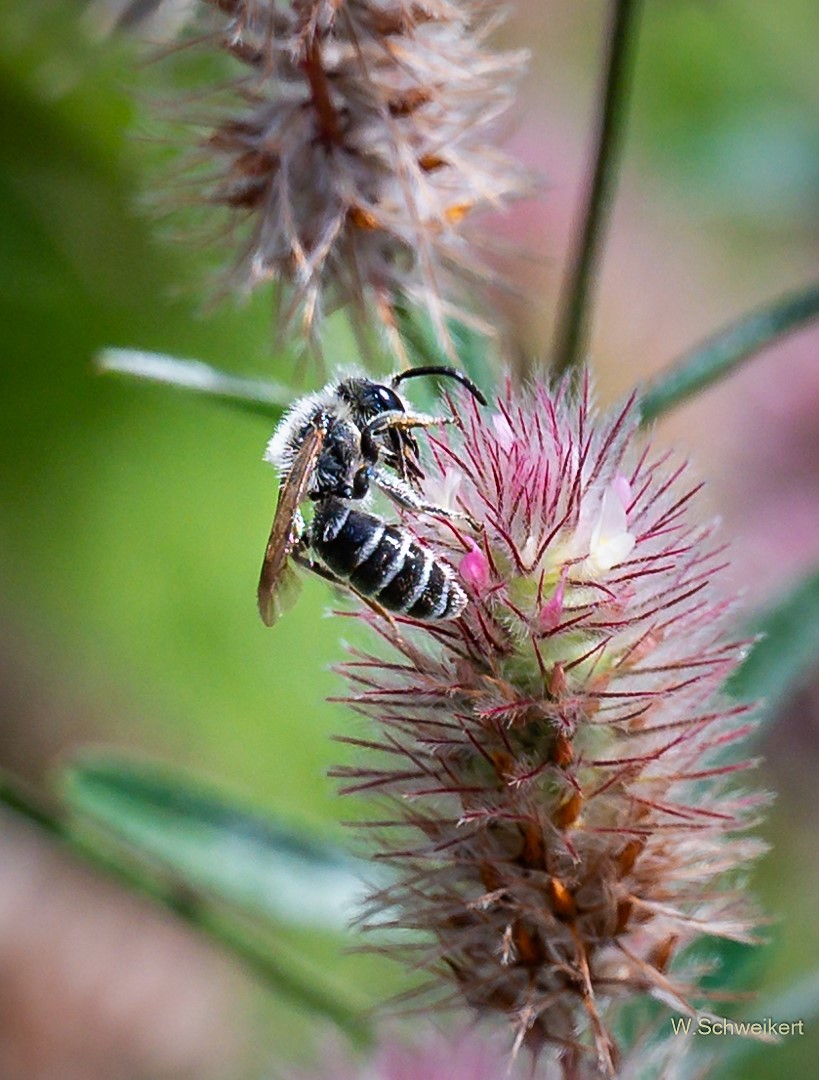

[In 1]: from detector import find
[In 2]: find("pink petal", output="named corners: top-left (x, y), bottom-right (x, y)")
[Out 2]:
top-left (460, 540), bottom-right (491, 592)
top-left (613, 472), bottom-right (633, 509)
top-left (539, 567), bottom-right (568, 631)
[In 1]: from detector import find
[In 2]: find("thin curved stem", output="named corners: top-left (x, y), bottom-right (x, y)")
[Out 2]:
top-left (551, 0), bottom-right (644, 381)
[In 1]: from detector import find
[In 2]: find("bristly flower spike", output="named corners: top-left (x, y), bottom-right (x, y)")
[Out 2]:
top-left (190, 0), bottom-right (529, 353)
top-left (333, 373), bottom-right (767, 1077)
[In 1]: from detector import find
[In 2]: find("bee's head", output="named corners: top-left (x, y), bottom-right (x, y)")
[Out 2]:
top-left (336, 377), bottom-right (406, 424)
top-left (337, 376), bottom-right (420, 483)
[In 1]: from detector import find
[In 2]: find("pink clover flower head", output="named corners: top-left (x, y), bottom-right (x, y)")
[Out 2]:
top-left (612, 472), bottom-right (633, 509)
top-left (335, 374), bottom-right (765, 1076)
top-left (584, 482), bottom-right (636, 576)
top-left (492, 410), bottom-right (517, 450)
top-left (372, 1029), bottom-right (521, 1080)
top-left (283, 1025), bottom-right (689, 1080)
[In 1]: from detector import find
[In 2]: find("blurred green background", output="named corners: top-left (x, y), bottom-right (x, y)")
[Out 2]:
top-left (0, 1), bottom-right (817, 1077)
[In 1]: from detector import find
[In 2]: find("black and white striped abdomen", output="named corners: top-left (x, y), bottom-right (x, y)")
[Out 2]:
top-left (311, 498), bottom-right (467, 621)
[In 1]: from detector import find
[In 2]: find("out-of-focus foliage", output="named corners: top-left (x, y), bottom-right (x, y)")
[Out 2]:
top-left (727, 568), bottom-right (819, 722)
top-left (63, 755), bottom-right (380, 933)
top-left (634, 0), bottom-right (819, 234)
top-left (0, 0), bottom-right (394, 1051)
top-left (0, 1), bottom-right (364, 826)
top-left (98, 349), bottom-right (292, 420)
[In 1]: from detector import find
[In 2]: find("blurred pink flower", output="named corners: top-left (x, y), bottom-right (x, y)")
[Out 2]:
top-left (295, 1025), bottom-right (701, 1080)
top-left (285, 1027), bottom-right (548, 1080)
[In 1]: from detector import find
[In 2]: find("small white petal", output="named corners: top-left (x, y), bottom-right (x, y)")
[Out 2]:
top-left (586, 486), bottom-right (636, 573)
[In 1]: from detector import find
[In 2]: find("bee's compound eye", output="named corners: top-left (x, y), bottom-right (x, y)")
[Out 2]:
top-left (376, 386), bottom-right (403, 411)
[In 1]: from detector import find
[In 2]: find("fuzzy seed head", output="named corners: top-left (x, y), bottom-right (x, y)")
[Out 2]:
top-left (185, 0), bottom-right (529, 350)
top-left (334, 375), bottom-right (766, 1075)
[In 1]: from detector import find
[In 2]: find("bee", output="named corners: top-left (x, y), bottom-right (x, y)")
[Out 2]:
top-left (257, 366), bottom-right (486, 626)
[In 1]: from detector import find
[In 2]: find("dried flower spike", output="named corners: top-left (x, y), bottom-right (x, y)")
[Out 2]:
top-left (194, 0), bottom-right (528, 349)
top-left (334, 375), bottom-right (766, 1076)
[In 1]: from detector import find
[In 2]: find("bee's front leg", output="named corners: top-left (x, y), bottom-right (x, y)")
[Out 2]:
top-left (364, 409), bottom-right (453, 441)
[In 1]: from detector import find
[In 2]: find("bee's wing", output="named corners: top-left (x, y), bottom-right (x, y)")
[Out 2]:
top-left (257, 422), bottom-right (325, 627)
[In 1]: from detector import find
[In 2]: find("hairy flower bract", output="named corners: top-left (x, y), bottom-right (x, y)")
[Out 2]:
top-left (334, 375), bottom-right (766, 1076)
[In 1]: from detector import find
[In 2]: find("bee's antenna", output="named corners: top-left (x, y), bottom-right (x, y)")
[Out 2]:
top-left (392, 366), bottom-right (487, 406)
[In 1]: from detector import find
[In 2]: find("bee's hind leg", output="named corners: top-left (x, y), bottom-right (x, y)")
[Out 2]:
top-left (290, 545), bottom-right (400, 632)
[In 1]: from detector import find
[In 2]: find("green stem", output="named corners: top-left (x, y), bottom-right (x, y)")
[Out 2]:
top-left (551, 0), bottom-right (644, 380)
top-left (190, 909), bottom-right (373, 1047)
top-left (0, 773), bottom-right (63, 833)
top-left (0, 772), bottom-right (373, 1047)
top-left (639, 282), bottom-right (819, 424)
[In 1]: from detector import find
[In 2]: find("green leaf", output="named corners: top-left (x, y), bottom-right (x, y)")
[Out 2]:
top-left (639, 281), bottom-right (819, 424)
top-left (63, 756), bottom-right (379, 931)
top-left (727, 567), bottom-right (819, 719)
top-left (741, 968), bottom-right (819, 1028)
top-left (192, 907), bottom-right (374, 1047)
top-left (97, 349), bottom-right (293, 420)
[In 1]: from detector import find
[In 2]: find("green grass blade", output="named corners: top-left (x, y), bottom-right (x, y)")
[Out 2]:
top-left (186, 909), bottom-right (374, 1047)
top-left (727, 567), bottom-right (819, 720)
top-left (639, 282), bottom-right (819, 424)
top-left (97, 348), bottom-right (293, 420)
top-left (551, 0), bottom-right (644, 380)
